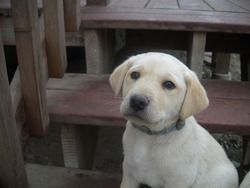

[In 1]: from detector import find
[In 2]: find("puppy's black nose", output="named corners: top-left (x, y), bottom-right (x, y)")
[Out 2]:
top-left (130, 95), bottom-right (149, 112)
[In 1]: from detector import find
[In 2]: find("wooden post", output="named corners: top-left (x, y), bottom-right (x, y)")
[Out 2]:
top-left (212, 53), bottom-right (231, 80)
top-left (0, 31), bottom-right (28, 188)
top-left (43, 0), bottom-right (67, 77)
top-left (84, 29), bottom-right (115, 73)
top-left (64, 0), bottom-right (81, 32)
top-left (187, 32), bottom-right (207, 79)
top-left (75, 125), bottom-right (99, 169)
top-left (10, 0), bottom-right (49, 137)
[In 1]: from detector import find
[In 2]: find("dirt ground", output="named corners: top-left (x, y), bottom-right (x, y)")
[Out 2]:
top-left (23, 51), bottom-right (244, 176)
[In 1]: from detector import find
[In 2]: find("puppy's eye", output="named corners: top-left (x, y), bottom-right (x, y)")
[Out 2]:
top-left (131, 71), bottom-right (140, 80)
top-left (163, 81), bottom-right (175, 90)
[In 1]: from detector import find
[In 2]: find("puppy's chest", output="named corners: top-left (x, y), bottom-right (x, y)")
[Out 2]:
top-left (124, 136), bottom-right (173, 187)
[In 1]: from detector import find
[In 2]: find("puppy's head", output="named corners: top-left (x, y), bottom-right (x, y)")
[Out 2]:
top-left (110, 52), bottom-right (209, 128)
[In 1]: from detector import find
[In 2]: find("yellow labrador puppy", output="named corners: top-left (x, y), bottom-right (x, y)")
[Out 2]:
top-left (109, 52), bottom-right (238, 188)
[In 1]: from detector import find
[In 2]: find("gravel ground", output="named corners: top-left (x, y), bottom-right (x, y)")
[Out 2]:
top-left (23, 52), bottom-right (244, 176)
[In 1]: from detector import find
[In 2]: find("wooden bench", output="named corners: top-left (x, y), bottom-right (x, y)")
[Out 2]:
top-left (46, 73), bottom-right (250, 170)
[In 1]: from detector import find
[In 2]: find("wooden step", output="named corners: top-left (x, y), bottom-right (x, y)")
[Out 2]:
top-left (46, 74), bottom-right (250, 135)
top-left (80, 1), bottom-right (250, 34)
top-left (26, 163), bottom-right (121, 188)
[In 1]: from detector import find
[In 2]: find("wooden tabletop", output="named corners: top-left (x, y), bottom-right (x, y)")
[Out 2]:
top-left (81, 0), bottom-right (250, 34)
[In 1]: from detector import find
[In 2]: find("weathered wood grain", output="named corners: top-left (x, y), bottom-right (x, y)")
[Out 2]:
top-left (187, 32), bottom-right (206, 79)
top-left (10, 0), bottom-right (49, 137)
top-left (0, 31), bottom-right (28, 188)
top-left (64, 0), bottom-right (81, 32)
top-left (46, 74), bottom-right (250, 135)
top-left (43, 0), bottom-right (67, 78)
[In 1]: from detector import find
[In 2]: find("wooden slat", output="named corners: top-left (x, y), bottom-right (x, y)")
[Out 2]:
top-left (46, 74), bottom-right (250, 134)
top-left (146, 0), bottom-right (179, 9)
top-left (43, 0), bottom-right (67, 78)
top-left (205, 0), bottom-right (247, 12)
top-left (26, 163), bottom-right (121, 188)
top-left (112, 0), bottom-right (149, 8)
top-left (0, 31), bottom-right (28, 188)
top-left (228, 0), bottom-right (250, 12)
top-left (64, 0), bottom-right (81, 32)
top-left (178, 0), bottom-right (213, 10)
top-left (10, 0), bottom-right (49, 137)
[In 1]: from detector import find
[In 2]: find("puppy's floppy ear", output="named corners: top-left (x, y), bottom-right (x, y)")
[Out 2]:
top-left (109, 59), bottom-right (134, 97)
top-left (180, 71), bottom-right (209, 120)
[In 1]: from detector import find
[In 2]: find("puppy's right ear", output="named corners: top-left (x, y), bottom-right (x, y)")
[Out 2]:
top-left (109, 59), bottom-right (134, 97)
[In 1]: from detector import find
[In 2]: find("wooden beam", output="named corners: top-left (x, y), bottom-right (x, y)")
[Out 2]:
top-left (64, 0), bottom-right (81, 32)
top-left (187, 32), bottom-right (207, 79)
top-left (0, 30), bottom-right (28, 188)
top-left (84, 29), bottom-right (115, 73)
top-left (10, 0), bottom-right (49, 137)
top-left (43, 0), bottom-right (67, 77)
top-left (212, 53), bottom-right (231, 80)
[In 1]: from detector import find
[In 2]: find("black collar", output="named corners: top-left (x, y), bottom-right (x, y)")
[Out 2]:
top-left (132, 119), bottom-right (185, 136)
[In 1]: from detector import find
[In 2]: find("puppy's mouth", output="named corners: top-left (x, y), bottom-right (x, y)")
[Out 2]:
top-left (122, 110), bottom-right (158, 127)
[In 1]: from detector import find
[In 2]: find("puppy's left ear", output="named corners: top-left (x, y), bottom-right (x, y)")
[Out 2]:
top-left (109, 59), bottom-right (134, 97)
top-left (180, 71), bottom-right (209, 120)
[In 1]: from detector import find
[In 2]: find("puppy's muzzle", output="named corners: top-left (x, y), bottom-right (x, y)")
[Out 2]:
top-left (130, 94), bottom-right (149, 112)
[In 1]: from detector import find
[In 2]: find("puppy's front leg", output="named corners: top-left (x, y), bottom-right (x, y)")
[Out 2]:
top-left (120, 163), bottom-right (140, 188)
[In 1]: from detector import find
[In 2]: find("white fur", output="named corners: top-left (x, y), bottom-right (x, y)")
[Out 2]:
top-left (109, 52), bottom-right (238, 188)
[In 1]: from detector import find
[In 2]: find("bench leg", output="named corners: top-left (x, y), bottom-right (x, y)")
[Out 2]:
top-left (84, 29), bottom-right (115, 74)
top-left (187, 32), bottom-right (207, 79)
top-left (61, 124), bottom-right (99, 169)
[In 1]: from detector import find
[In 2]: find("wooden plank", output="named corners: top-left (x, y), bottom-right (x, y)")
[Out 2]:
top-left (0, 31), bottom-right (28, 188)
top-left (64, 0), bottom-right (81, 32)
top-left (10, 0), bottom-right (49, 137)
top-left (201, 80), bottom-right (250, 100)
top-left (80, 7), bottom-right (250, 33)
top-left (26, 163), bottom-right (121, 188)
top-left (228, 0), bottom-right (250, 12)
top-left (206, 0), bottom-right (248, 12)
top-left (84, 29), bottom-right (115, 73)
top-left (112, 0), bottom-right (149, 8)
top-left (43, 0), bottom-right (67, 78)
top-left (46, 74), bottom-right (250, 134)
top-left (187, 32), bottom-right (206, 79)
top-left (196, 98), bottom-right (250, 134)
top-left (178, 0), bottom-right (213, 10)
top-left (146, 0), bottom-right (179, 9)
